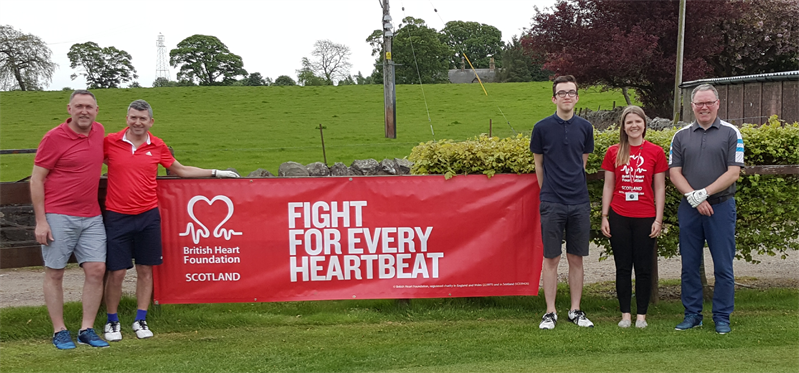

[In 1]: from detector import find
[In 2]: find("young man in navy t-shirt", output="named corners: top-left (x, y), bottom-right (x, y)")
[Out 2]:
top-left (530, 75), bottom-right (595, 329)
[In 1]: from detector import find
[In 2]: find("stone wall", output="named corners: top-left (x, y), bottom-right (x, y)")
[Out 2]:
top-left (580, 107), bottom-right (689, 131)
top-left (246, 158), bottom-right (414, 178)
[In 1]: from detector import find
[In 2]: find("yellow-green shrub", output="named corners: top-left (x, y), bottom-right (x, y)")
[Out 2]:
top-left (409, 115), bottom-right (799, 263)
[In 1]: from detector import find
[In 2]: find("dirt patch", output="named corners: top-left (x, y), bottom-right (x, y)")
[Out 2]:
top-left (1, 246), bottom-right (796, 308)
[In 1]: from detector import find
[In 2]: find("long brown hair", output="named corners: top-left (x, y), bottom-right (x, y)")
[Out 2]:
top-left (615, 105), bottom-right (648, 167)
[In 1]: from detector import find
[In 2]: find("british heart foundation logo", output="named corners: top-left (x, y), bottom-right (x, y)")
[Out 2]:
top-left (179, 195), bottom-right (243, 244)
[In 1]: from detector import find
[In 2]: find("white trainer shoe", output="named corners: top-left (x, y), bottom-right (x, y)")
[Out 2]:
top-left (568, 309), bottom-right (594, 327)
top-left (104, 321), bottom-right (122, 341)
top-left (132, 320), bottom-right (154, 339)
top-left (539, 312), bottom-right (557, 330)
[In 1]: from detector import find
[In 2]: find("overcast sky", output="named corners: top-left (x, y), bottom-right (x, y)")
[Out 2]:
top-left (2, 0), bottom-right (556, 90)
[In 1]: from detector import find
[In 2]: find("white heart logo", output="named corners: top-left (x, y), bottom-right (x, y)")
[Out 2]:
top-left (179, 195), bottom-right (242, 244)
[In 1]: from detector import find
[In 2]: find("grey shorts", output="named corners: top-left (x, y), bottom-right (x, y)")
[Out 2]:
top-left (41, 213), bottom-right (106, 269)
top-left (539, 201), bottom-right (590, 259)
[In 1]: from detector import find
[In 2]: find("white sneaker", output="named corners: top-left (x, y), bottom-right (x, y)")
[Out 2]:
top-left (618, 319), bottom-right (631, 328)
top-left (132, 320), bottom-right (154, 339)
top-left (636, 319), bottom-right (648, 329)
top-left (568, 309), bottom-right (594, 328)
top-left (104, 321), bottom-right (122, 341)
top-left (539, 312), bottom-right (557, 330)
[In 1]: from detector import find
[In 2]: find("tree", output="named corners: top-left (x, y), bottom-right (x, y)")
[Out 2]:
top-left (0, 25), bottom-right (56, 91)
top-left (525, 0), bottom-right (734, 117)
top-left (243, 72), bottom-right (268, 86)
top-left (68, 42), bottom-right (138, 89)
top-left (707, 0), bottom-right (799, 76)
top-left (498, 36), bottom-right (550, 82)
top-left (302, 40), bottom-right (352, 84)
top-left (152, 77), bottom-right (176, 87)
top-left (354, 71), bottom-right (372, 85)
top-left (440, 21), bottom-right (504, 69)
top-left (337, 75), bottom-right (356, 86)
top-left (296, 58), bottom-right (332, 86)
top-left (367, 17), bottom-right (452, 84)
top-left (169, 35), bottom-right (247, 86)
top-left (273, 75), bottom-right (296, 86)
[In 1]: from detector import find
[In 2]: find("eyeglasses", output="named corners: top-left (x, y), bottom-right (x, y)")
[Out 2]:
top-left (555, 90), bottom-right (578, 98)
top-left (692, 100), bottom-right (717, 108)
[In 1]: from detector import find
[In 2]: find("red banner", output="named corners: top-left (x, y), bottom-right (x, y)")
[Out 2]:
top-left (153, 174), bottom-right (543, 304)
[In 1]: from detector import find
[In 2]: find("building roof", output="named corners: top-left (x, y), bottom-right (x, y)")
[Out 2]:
top-left (680, 70), bottom-right (799, 88)
top-left (448, 69), bottom-right (497, 84)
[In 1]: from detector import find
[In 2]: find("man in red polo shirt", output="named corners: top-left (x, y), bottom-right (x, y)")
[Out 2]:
top-left (32, 90), bottom-right (110, 349)
top-left (102, 99), bottom-right (238, 342)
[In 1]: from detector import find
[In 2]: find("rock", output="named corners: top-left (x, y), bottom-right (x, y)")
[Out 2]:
top-left (580, 106), bottom-right (688, 131)
top-left (394, 158), bottom-right (413, 175)
top-left (350, 159), bottom-right (381, 175)
top-left (306, 162), bottom-right (331, 177)
top-left (580, 107), bottom-right (625, 131)
top-left (278, 161), bottom-right (309, 177)
top-left (649, 117), bottom-right (688, 131)
top-left (379, 159), bottom-right (398, 175)
top-left (329, 162), bottom-right (350, 176)
top-left (247, 168), bottom-right (274, 178)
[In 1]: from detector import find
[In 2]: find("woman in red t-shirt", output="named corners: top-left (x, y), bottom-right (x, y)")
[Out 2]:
top-left (600, 105), bottom-right (668, 329)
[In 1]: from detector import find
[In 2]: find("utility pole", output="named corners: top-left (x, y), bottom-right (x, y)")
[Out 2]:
top-left (672, 0), bottom-right (686, 125)
top-left (381, 0), bottom-right (396, 138)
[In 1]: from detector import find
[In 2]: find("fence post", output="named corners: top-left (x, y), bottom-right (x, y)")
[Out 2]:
top-left (317, 124), bottom-right (327, 166)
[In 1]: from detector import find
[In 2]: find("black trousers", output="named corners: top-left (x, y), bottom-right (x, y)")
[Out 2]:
top-left (608, 209), bottom-right (655, 315)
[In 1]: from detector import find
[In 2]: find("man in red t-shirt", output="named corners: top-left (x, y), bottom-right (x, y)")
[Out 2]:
top-left (31, 90), bottom-right (110, 349)
top-left (102, 99), bottom-right (238, 342)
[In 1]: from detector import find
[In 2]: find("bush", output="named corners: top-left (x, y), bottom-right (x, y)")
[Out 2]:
top-left (409, 134), bottom-right (534, 179)
top-left (409, 115), bottom-right (799, 262)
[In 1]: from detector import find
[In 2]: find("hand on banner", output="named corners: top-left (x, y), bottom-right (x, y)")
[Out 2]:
top-left (684, 188), bottom-right (708, 208)
top-left (213, 169), bottom-right (240, 178)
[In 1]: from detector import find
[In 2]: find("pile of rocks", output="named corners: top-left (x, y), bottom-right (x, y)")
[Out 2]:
top-left (580, 107), bottom-right (688, 131)
top-left (243, 158), bottom-right (414, 178)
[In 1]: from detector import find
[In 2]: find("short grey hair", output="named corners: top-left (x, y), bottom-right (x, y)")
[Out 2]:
top-left (691, 84), bottom-right (719, 102)
top-left (70, 90), bottom-right (96, 103)
top-left (127, 99), bottom-right (153, 118)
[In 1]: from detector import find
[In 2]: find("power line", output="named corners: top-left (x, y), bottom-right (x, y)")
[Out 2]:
top-left (426, 0), bottom-right (517, 135)
top-left (400, 0), bottom-right (435, 141)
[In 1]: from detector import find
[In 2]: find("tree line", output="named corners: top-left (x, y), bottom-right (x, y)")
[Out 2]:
top-left (0, 18), bottom-right (546, 91)
top-left (2, 0), bottom-right (797, 117)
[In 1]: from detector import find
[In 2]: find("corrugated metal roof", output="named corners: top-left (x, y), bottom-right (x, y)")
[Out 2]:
top-left (680, 70), bottom-right (799, 88)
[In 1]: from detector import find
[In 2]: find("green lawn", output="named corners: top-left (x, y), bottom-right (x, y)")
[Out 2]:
top-left (0, 83), bottom-right (630, 181)
top-left (1, 282), bottom-right (796, 372)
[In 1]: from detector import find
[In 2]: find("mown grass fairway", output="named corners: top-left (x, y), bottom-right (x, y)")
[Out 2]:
top-left (0, 83), bottom-right (629, 181)
top-left (1, 283), bottom-right (796, 372)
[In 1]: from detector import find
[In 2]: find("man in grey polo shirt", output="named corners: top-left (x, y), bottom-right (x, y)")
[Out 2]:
top-left (668, 83), bottom-right (744, 335)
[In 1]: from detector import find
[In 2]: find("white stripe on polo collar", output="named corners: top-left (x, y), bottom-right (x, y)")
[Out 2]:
top-left (122, 130), bottom-right (151, 154)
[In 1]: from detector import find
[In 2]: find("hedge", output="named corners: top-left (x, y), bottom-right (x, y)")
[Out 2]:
top-left (408, 115), bottom-right (799, 263)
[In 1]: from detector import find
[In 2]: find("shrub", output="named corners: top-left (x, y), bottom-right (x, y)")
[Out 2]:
top-left (409, 115), bottom-right (799, 262)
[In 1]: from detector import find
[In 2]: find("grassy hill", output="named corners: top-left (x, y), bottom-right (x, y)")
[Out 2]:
top-left (0, 83), bottom-right (630, 181)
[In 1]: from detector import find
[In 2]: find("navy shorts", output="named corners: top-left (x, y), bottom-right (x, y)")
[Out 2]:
top-left (105, 207), bottom-right (163, 271)
top-left (539, 201), bottom-right (591, 259)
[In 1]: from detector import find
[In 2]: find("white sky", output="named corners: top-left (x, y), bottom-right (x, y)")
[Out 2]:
top-left (1, 0), bottom-right (555, 90)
